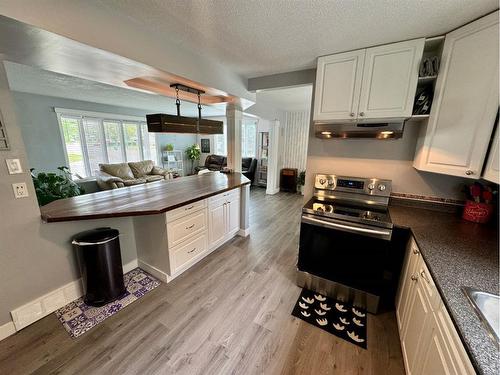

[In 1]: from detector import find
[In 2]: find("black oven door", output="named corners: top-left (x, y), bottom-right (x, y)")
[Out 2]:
top-left (298, 214), bottom-right (393, 297)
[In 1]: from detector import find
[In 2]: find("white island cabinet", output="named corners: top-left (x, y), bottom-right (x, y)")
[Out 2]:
top-left (314, 38), bottom-right (424, 122)
top-left (134, 186), bottom-right (246, 282)
top-left (413, 11), bottom-right (499, 178)
top-left (396, 238), bottom-right (476, 375)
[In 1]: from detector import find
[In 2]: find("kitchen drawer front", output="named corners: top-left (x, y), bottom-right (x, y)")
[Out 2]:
top-left (417, 258), bottom-right (440, 312)
top-left (208, 188), bottom-right (240, 206)
top-left (171, 233), bottom-right (208, 272)
top-left (167, 209), bottom-right (207, 248)
top-left (166, 199), bottom-right (207, 223)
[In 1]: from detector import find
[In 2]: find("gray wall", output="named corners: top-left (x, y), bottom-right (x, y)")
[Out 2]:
top-left (304, 120), bottom-right (470, 200)
top-left (12, 91), bottom-right (197, 175)
top-left (0, 67), bottom-right (140, 326)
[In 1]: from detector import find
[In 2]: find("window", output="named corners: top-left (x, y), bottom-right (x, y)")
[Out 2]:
top-left (242, 118), bottom-right (257, 158)
top-left (214, 123), bottom-right (227, 156)
top-left (57, 109), bottom-right (158, 179)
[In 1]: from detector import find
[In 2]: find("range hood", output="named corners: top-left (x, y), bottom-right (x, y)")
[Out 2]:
top-left (314, 122), bottom-right (405, 139)
top-left (147, 84), bottom-right (223, 134)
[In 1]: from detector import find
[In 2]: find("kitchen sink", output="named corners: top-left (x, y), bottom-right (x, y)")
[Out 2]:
top-left (462, 287), bottom-right (500, 345)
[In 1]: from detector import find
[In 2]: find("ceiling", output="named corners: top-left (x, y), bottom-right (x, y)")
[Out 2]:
top-left (95, 0), bottom-right (498, 77)
top-left (4, 62), bottom-right (227, 117)
top-left (256, 86), bottom-right (312, 112)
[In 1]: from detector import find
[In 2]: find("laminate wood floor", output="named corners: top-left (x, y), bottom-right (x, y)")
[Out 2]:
top-left (0, 188), bottom-right (405, 375)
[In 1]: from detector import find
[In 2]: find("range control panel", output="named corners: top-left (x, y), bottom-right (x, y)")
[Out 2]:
top-left (314, 174), bottom-right (392, 197)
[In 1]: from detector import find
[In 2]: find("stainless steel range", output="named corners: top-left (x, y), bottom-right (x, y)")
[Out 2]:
top-left (298, 174), bottom-right (397, 313)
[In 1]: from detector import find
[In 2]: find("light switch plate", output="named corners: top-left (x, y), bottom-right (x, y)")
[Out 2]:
top-left (6, 158), bottom-right (23, 174)
top-left (12, 182), bottom-right (29, 198)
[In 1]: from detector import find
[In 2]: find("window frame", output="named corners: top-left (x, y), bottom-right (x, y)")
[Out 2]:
top-left (55, 108), bottom-right (158, 180)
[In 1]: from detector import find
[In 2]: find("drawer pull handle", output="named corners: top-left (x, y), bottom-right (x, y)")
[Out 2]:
top-left (412, 248), bottom-right (419, 255)
top-left (185, 205), bottom-right (194, 210)
top-left (420, 270), bottom-right (430, 284)
top-left (411, 275), bottom-right (418, 282)
top-left (186, 224), bottom-right (195, 230)
top-left (188, 247), bottom-right (196, 254)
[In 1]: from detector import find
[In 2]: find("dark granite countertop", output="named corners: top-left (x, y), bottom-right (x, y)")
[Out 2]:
top-left (389, 204), bottom-right (499, 375)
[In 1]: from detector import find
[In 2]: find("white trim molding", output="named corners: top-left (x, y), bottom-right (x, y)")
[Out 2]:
top-left (54, 107), bottom-right (145, 122)
top-left (0, 321), bottom-right (16, 341)
top-left (8, 259), bottom-right (139, 333)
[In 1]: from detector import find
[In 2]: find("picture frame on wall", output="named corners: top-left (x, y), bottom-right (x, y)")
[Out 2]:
top-left (201, 138), bottom-right (210, 153)
top-left (0, 111), bottom-right (9, 150)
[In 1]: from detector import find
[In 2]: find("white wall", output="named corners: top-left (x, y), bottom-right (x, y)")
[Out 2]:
top-left (304, 120), bottom-right (470, 199)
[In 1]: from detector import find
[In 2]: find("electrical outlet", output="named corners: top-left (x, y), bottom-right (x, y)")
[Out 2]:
top-left (12, 182), bottom-right (29, 199)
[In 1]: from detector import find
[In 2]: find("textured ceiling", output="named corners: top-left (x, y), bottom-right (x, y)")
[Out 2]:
top-left (95, 0), bottom-right (497, 77)
top-left (257, 85), bottom-right (312, 111)
top-left (4, 62), bottom-right (226, 117)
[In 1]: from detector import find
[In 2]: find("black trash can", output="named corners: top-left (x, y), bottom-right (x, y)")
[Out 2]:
top-left (72, 227), bottom-right (126, 307)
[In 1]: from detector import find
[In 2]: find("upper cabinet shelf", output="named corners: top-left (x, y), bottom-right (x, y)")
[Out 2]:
top-left (313, 38), bottom-right (425, 123)
top-left (413, 11), bottom-right (499, 179)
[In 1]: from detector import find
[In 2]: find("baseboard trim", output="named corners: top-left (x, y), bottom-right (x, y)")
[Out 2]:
top-left (0, 321), bottom-right (16, 341)
top-left (266, 187), bottom-right (280, 195)
top-left (138, 260), bottom-right (169, 283)
top-left (237, 228), bottom-right (250, 237)
top-left (10, 259), bottom-right (140, 333)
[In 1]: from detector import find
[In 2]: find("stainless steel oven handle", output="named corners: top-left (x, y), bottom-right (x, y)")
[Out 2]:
top-left (301, 215), bottom-right (391, 239)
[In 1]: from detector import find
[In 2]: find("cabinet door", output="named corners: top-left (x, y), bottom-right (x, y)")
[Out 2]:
top-left (227, 199), bottom-right (240, 235)
top-left (414, 12), bottom-right (499, 178)
top-left (483, 124), bottom-right (499, 184)
top-left (358, 38), bottom-right (424, 120)
top-left (396, 239), bottom-right (421, 332)
top-left (208, 200), bottom-right (226, 249)
top-left (401, 272), bottom-right (432, 375)
top-left (416, 317), bottom-right (455, 375)
top-left (313, 49), bottom-right (365, 122)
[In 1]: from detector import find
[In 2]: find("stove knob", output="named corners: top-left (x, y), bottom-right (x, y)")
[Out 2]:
top-left (319, 178), bottom-right (326, 185)
top-left (327, 179), bottom-right (334, 187)
top-left (378, 184), bottom-right (386, 191)
top-left (368, 183), bottom-right (375, 190)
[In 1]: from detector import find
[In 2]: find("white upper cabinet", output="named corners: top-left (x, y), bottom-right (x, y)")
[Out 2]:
top-left (483, 124), bottom-right (499, 184)
top-left (413, 11), bottom-right (499, 178)
top-left (313, 50), bottom-right (365, 122)
top-left (358, 39), bottom-right (424, 120)
top-left (313, 38), bottom-right (424, 122)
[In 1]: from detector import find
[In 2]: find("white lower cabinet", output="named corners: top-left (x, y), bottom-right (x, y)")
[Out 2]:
top-left (396, 237), bottom-right (475, 375)
top-left (135, 187), bottom-right (242, 282)
top-left (208, 189), bottom-right (240, 250)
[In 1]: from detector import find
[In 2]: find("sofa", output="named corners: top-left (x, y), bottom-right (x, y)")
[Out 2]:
top-left (96, 160), bottom-right (171, 190)
top-left (195, 154), bottom-right (257, 183)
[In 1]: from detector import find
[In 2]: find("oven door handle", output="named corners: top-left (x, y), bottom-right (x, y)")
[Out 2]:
top-left (301, 214), bottom-right (392, 240)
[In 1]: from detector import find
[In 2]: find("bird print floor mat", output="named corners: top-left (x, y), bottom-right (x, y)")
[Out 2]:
top-left (291, 289), bottom-right (367, 349)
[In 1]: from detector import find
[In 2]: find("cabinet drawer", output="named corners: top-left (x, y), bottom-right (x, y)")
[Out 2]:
top-left (166, 199), bottom-right (206, 223)
top-left (209, 188), bottom-right (240, 206)
top-left (167, 209), bottom-right (206, 248)
top-left (172, 233), bottom-right (207, 271)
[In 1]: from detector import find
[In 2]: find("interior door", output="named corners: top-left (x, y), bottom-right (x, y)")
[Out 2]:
top-left (414, 12), bottom-right (499, 178)
top-left (358, 38), bottom-right (424, 120)
top-left (313, 49), bottom-right (365, 122)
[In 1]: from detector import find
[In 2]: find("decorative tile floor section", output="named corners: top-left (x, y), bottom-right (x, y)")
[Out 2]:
top-left (55, 268), bottom-right (160, 338)
top-left (291, 289), bottom-right (367, 349)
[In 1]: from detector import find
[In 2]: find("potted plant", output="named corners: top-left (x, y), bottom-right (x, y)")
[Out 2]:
top-left (30, 166), bottom-right (85, 206)
top-left (165, 143), bottom-right (174, 152)
top-left (185, 144), bottom-right (201, 175)
top-left (297, 170), bottom-right (306, 195)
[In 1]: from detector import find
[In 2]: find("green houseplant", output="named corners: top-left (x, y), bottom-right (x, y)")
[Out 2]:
top-left (30, 166), bottom-right (85, 206)
top-left (165, 143), bottom-right (174, 152)
top-left (297, 170), bottom-right (306, 195)
top-left (185, 144), bottom-right (201, 175)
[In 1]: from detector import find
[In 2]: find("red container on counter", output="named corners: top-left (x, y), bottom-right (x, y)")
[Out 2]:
top-left (462, 200), bottom-right (493, 224)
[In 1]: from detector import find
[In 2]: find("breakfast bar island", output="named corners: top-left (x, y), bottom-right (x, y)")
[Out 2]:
top-left (41, 172), bottom-right (251, 282)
